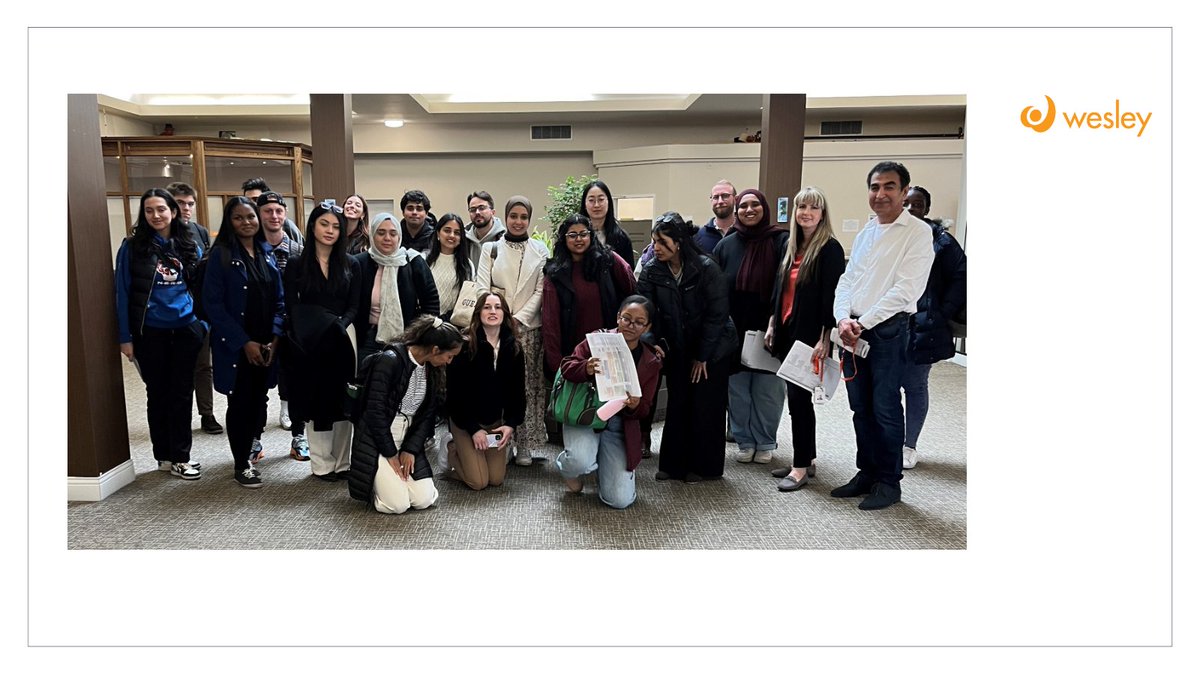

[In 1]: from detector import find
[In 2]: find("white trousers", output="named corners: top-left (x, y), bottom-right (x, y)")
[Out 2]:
top-left (373, 455), bottom-right (439, 514)
top-left (309, 420), bottom-right (353, 476)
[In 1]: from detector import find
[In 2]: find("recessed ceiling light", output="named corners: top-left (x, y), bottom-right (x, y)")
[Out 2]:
top-left (384, 119), bottom-right (405, 128)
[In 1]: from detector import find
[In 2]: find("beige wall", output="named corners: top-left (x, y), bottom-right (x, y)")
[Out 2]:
top-left (99, 110), bottom-right (154, 136)
top-left (352, 153), bottom-right (596, 236)
top-left (595, 139), bottom-right (964, 253)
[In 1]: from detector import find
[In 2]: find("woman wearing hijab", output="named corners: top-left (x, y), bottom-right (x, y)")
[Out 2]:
top-left (476, 195), bottom-right (550, 466)
top-left (352, 212), bottom-right (440, 366)
top-left (283, 200), bottom-right (362, 481)
top-left (713, 188), bottom-right (791, 465)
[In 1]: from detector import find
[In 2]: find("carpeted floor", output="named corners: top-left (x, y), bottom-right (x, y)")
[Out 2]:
top-left (67, 359), bottom-right (966, 549)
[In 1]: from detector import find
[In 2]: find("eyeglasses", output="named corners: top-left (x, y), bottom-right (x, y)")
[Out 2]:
top-left (318, 199), bottom-right (344, 214)
top-left (467, 205), bottom-right (492, 213)
top-left (710, 192), bottom-right (733, 201)
top-left (564, 231), bottom-right (592, 241)
top-left (585, 196), bottom-right (608, 205)
top-left (617, 314), bottom-right (649, 329)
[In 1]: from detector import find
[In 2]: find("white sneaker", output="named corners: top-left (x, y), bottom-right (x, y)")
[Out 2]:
top-left (169, 462), bottom-right (201, 480)
top-left (753, 450), bottom-right (773, 464)
top-left (902, 446), bottom-right (918, 470)
top-left (514, 445), bottom-right (533, 466)
top-left (735, 449), bottom-right (755, 463)
top-left (279, 401), bottom-right (292, 430)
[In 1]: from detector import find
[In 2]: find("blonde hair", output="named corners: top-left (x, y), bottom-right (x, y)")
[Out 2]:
top-left (779, 186), bottom-right (835, 285)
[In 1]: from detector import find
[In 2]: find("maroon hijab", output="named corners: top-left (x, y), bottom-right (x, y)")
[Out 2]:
top-left (731, 188), bottom-right (785, 300)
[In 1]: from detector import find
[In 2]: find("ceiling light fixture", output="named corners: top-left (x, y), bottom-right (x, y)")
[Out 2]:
top-left (384, 119), bottom-right (405, 128)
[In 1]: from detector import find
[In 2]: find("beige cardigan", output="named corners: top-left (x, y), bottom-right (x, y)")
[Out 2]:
top-left (475, 238), bottom-right (549, 330)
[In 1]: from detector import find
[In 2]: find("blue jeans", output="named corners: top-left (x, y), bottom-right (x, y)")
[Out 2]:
top-left (901, 362), bottom-right (932, 449)
top-left (728, 371), bottom-right (787, 451)
top-left (843, 315), bottom-right (909, 488)
top-left (556, 416), bottom-right (636, 509)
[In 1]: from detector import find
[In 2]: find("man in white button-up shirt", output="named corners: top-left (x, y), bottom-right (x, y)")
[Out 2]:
top-left (830, 162), bottom-right (934, 510)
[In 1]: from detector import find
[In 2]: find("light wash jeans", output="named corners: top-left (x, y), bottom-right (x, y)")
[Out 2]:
top-left (556, 416), bottom-right (636, 509)
top-left (728, 371), bottom-right (787, 451)
top-left (901, 362), bottom-right (932, 449)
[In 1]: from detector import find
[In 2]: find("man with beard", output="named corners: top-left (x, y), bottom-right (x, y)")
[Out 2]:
top-left (695, 179), bottom-right (738, 253)
top-left (463, 190), bottom-right (505, 268)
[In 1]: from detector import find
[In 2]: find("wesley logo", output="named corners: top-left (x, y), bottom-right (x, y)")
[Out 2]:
top-left (1020, 95), bottom-right (1152, 137)
top-left (1020, 95), bottom-right (1056, 132)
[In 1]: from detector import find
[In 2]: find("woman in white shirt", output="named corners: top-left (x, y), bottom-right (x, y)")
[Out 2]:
top-left (424, 212), bottom-right (475, 321)
top-left (476, 196), bottom-right (549, 466)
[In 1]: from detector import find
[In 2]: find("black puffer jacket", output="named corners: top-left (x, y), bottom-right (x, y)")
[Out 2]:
top-left (909, 222), bottom-right (967, 365)
top-left (347, 347), bottom-right (441, 502)
top-left (636, 255), bottom-right (738, 367)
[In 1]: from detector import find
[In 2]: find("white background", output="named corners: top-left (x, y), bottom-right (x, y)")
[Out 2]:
top-left (7, 2), bottom-right (1196, 672)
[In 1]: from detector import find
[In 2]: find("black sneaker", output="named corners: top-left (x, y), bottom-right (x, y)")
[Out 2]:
top-left (830, 472), bottom-right (874, 498)
top-left (201, 415), bottom-right (224, 434)
top-left (858, 483), bottom-right (901, 511)
top-left (234, 467), bottom-right (263, 489)
top-left (169, 462), bottom-right (201, 480)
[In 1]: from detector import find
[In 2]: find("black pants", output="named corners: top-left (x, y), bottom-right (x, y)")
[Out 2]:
top-left (132, 322), bottom-right (205, 463)
top-left (275, 352), bottom-right (306, 437)
top-left (225, 352), bottom-right (270, 470)
top-left (786, 382), bottom-right (816, 469)
top-left (658, 353), bottom-right (732, 479)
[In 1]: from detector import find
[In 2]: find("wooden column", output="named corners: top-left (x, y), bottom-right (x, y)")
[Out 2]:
top-left (67, 94), bottom-right (131, 481)
top-left (309, 94), bottom-right (355, 202)
top-left (759, 94), bottom-right (807, 224)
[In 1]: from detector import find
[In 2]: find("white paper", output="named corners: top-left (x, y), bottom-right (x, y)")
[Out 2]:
top-left (740, 330), bottom-right (782, 373)
top-left (776, 340), bottom-right (842, 399)
top-left (586, 332), bottom-right (643, 401)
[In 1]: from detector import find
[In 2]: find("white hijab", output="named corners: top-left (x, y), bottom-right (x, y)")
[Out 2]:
top-left (368, 213), bottom-right (422, 344)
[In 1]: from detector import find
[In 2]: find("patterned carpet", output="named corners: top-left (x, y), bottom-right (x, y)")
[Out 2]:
top-left (67, 360), bottom-right (967, 549)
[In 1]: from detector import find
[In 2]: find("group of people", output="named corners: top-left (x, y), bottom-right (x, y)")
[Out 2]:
top-left (115, 163), bottom-right (964, 514)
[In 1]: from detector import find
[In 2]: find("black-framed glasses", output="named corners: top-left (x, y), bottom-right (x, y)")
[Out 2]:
top-left (617, 314), bottom-right (649, 329)
top-left (318, 199), bottom-right (344, 214)
top-left (564, 230), bottom-right (592, 241)
top-left (467, 205), bottom-right (492, 214)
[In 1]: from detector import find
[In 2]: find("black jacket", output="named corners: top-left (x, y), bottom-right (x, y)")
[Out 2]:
top-left (447, 328), bottom-right (526, 435)
top-left (636, 255), bottom-right (738, 368)
top-left (351, 251), bottom-right (440, 346)
top-left (909, 222), bottom-right (967, 364)
top-left (769, 238), bottom-right (846, 359)
top-left (604, 226), bottom-right (636, 269)
top-left (402, 223), bottom-right (436, 253)
top-left (348, 347), bottom-right (441, 502)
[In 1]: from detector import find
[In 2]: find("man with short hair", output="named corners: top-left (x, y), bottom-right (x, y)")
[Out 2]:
top-left (399, 189), bottom-right (435, 252)
top-left (463, 190), bottom-right (505, 267)
top-left (695, 179), bottom-right (738, 253)
top-left (242, 177), bottom-right (302, 242)
top-left (831, 161), bottom-right (934, 511)
top-left (257, 192), bottom-right (309, 461)
top-left (166, 181), bottom-right (222, 435)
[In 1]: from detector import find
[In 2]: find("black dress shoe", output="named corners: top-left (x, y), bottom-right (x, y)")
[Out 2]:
top-left (830, 472), bottom-right (874, 498)
top-left (858, 483), bottom-right (901, 510)
top-left (683, 472), bottom-right (703, 484)
top-left (313, 472), bottom-right (340, 482)
top-left (200, 415), bottom-right (224, 434)
top-left (654, 471), bottom-right (673, 482)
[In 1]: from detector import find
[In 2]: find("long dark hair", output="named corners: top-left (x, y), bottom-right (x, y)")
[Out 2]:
top-left (651, 211), bottom-right (704, 269)
top-left (132, 188), bottom-right (198, 270)
top-left (426, 213), bottom-right (473, 284)
top-left (344, 193), bottom-right (370, 239)
top-left (547, 213), bottom-right (607, 281)
top-left (296, 200), bottom-right (351, 296)
top-left (465, 291), bottom-right (521, 360)
top-left (213, 196), bottom-right (264, 253)
top-left (578, 179), bottom-right (624, 245)
top-left (399, 315), bottom-right (466, 403)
